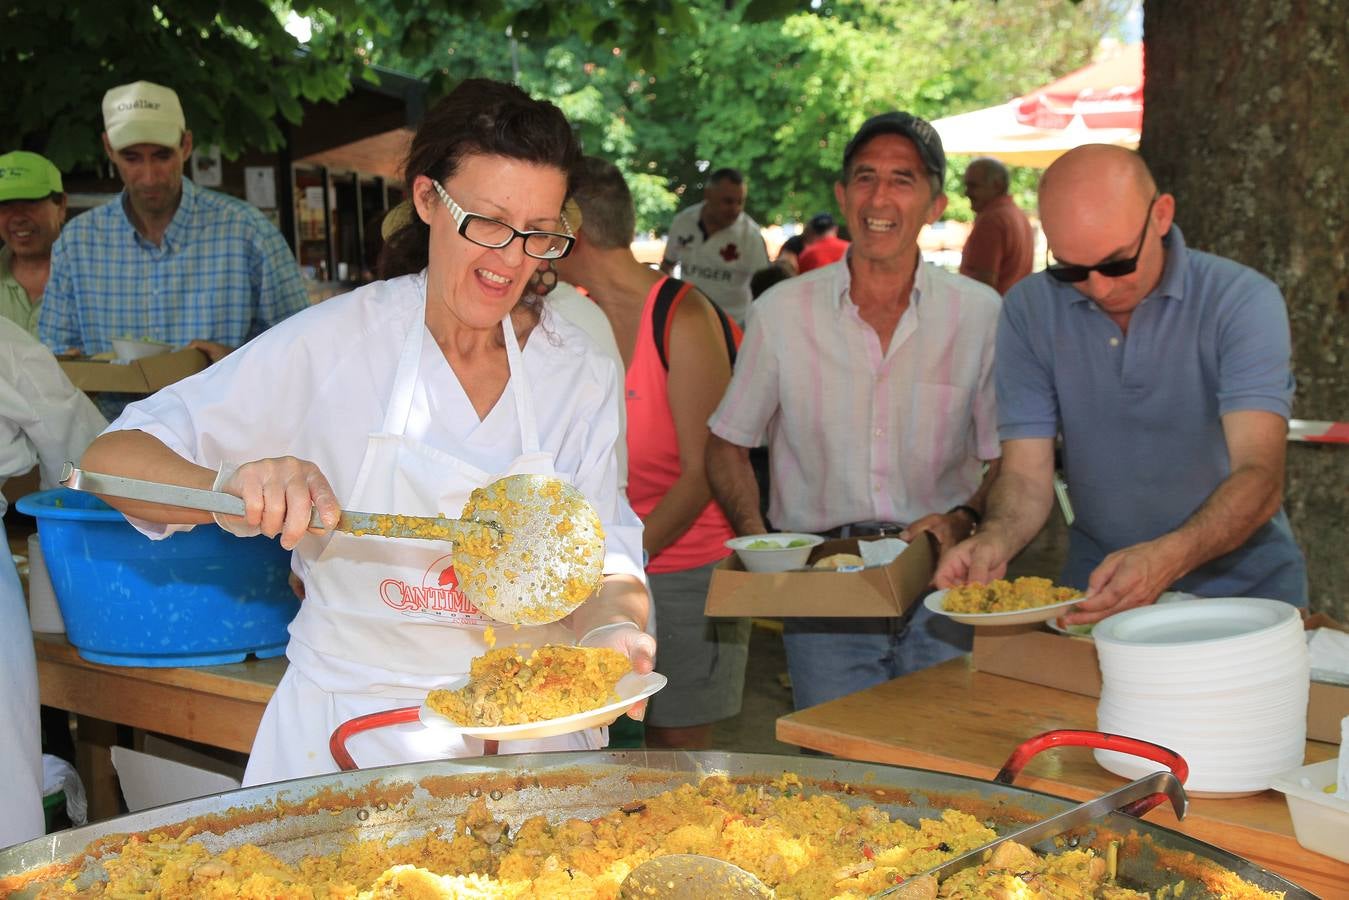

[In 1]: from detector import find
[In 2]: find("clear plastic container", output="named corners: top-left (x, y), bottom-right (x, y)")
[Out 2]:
top-left (1270, 758), bottom-right (1349, 863)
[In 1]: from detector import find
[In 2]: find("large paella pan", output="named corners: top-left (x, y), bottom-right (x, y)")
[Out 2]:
top-left (0, 750), bottom-right (1316, 898)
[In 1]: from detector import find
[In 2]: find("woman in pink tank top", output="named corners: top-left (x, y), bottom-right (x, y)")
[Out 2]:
top-left (555, 157), bottom-right (749, 750)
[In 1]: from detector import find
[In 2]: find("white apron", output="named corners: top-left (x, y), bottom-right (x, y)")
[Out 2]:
top-left (0, 546), bottom-right (44, 847)
top-left (244, 311), bottom-right (604, 786)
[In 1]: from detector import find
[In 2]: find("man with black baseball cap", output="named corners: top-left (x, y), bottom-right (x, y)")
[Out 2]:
top-left (0, 150), bottom-right (66, 334)
top-left (707, 110), bottom-right (1003, 710)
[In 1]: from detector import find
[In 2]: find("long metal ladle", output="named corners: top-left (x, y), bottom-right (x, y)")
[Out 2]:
top-left (60, 464), bottom-right (606, 626)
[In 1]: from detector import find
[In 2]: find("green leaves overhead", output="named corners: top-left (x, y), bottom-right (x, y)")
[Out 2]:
top-left (1, 0), bottom-right (374, 168)
top-left (5, 0), bottom-right (1126, 230)
top-left (364, 0), bottom-right (1125, 229)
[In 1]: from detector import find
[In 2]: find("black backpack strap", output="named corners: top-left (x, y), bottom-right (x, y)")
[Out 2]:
top-left (713, 304), bottom-right (739, 368)
top-left (652, 277), bottom-right (740, 371)
top-left (652, 276), bottom-right (693, 371)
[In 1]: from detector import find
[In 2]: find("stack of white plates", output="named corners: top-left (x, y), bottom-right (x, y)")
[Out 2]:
top-left (1093, 597), bottom-right (1309, 795)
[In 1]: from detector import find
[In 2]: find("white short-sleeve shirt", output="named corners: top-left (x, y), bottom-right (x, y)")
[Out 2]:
top-left (662, 203), bottom-right (770, 324)
top-left (708, 259), bottom-right (1001, 533)
top-left (0, 317), bottom-right (106, 512)
top-left (109, 274), bottom-right (644, 583)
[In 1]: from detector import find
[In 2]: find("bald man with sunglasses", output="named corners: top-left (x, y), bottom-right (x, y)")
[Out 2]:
top-left (936, 144), bottom-right (1306, 622)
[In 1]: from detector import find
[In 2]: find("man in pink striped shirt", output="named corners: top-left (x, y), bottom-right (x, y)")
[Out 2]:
top-left (706, 111), bottom-right (1002, 711)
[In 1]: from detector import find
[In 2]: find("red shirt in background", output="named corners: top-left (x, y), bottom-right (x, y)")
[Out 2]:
top-left (958, 194), bottom-right (1034, 294)
top-left (797, 234), bottom-right (850, 273)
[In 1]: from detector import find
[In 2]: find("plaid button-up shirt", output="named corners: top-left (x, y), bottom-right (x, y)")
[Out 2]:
top-left (40, 178), bottom-right (307, 356)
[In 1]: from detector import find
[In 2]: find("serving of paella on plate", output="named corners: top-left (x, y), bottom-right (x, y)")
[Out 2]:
top-left (426, 644), bottom-right (632, 728)
top-left (927, 578), bottom-right (1085, 627)
top-left (414, 642), bottom-right (667, 742)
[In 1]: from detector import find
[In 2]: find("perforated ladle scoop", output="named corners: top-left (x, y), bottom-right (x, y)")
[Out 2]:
top-left (60, 464), bottom-right (606, 626)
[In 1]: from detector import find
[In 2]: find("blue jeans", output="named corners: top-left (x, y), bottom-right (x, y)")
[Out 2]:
top-left (782, 598), bottom-right (972, 711)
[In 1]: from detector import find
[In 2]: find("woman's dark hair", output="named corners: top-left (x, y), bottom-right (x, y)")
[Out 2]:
top-left (380, 78), bottom-right (582, 288)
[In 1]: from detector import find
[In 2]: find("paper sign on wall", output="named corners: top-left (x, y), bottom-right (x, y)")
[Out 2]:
top-left (245, 167), bottom-right (277, 209)
top-left (191, 145), bottom-right (223, 187)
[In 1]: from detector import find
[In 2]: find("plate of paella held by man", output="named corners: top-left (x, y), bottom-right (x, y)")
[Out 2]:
top-left (926, 576), bottom-right (1084, 626)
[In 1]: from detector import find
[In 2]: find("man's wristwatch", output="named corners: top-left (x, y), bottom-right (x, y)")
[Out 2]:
top-left (947, 504), bottom-right (982, 533)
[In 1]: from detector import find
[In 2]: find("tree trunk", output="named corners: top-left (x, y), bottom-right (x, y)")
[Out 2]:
top-left (1142, 1), bottom-right (1349, 619)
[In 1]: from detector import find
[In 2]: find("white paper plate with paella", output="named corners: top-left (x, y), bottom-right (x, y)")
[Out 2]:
top-left (419, 643), bottom-right (666, 741)
top-left (925, 577), bottom-right (1084, 626)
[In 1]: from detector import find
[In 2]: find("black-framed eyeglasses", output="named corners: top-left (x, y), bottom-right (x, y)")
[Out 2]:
top-left (1046, 193), bottom-right (1159, 283)
top-left (430, 179), bottom-right (574, 260)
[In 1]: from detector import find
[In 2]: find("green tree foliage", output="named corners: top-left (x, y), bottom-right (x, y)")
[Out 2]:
top-left (0, 0), bottom-right (386, 169)
top-left (365, 0), bottom-right (1127, 232)
top-left (4, 0), bottom-right (1126, 233)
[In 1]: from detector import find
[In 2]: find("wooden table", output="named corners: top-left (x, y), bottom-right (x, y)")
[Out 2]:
top-left (34, 633), bottom-right (285, 820)
top-left (777, 657), bottom-right (1346, 896)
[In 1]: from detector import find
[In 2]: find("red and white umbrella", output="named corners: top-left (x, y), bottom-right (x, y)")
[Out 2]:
top-left (933, 44), bottom-right (1142, 168)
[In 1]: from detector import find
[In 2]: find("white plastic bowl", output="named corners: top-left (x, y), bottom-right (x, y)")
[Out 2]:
top-left (111, 337), bottom-right (174, 361)
top-left (1271, 759), bottom-right (1349, 863)
top-left (725, 533), bottom-right (824, 573)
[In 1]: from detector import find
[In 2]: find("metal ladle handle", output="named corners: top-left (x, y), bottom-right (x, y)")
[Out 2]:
top-left (61, 462), bottom-right (325, 527)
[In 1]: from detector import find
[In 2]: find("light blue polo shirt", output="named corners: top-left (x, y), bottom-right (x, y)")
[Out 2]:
top-left (996, 226), bottom-right (1307, 604)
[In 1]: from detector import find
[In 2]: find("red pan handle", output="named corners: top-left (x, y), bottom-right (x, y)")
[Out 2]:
top-left (329, 707), bottom-right (502, 770)
top-left (329, 706), bottom-right (423, 771)
top-left (994, 729), bottom-right (1189, 818)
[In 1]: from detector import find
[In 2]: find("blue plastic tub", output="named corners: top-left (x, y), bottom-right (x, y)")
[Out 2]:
top-left (16, 489), bottom-right (299, 667)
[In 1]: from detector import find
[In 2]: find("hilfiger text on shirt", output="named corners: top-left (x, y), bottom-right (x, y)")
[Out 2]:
top-left (683, 263), bottom-right (734, 283)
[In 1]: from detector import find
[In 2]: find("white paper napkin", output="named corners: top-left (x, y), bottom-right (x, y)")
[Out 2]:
top-left (858, 538), bottom-right (908, 568)
top-left (1307, 628), bottom-right (1349, 678)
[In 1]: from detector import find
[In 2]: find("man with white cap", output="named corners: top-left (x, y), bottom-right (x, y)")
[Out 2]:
top-left (40, 81), bottom-right (307, 413)
top-left (0, 150), bottom-right (66, 335)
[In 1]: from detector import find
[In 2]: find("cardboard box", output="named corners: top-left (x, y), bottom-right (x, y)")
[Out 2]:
top-left (973, 623), bottom-right (1347, 745)
top-left (1305, 613), bottom-right (1349, 744)
top-left (704, 534), bottom-right (935, 617)
top-left (972, 626), bottom-right (1102, 697)
top-left (1307, 680), bottom-right (1349, 744)
top-left (59, 347), bottom-right (208, 394)
top-left (111, 735), bottom-right (243, 812)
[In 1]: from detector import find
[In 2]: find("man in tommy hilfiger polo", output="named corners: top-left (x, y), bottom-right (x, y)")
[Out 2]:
top-left (40, 80), bottom-right (307, 416)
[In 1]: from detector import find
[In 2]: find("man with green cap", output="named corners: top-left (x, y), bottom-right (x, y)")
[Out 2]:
top-left (0, 150), bottom-right (66, 335)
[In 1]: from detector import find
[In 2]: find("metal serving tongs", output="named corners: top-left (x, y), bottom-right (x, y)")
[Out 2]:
top-left (869, 769), bottom-right (1187, 898)
top-left (618, 772), bottom-right (1186, 900)
top-left (60, 463), bottom-right (606, 626)
top-left (619, 730), bottom-right (1189, 900)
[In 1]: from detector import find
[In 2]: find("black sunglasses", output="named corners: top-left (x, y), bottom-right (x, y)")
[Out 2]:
top-left (1047, 194), bottom-right (1159, 283)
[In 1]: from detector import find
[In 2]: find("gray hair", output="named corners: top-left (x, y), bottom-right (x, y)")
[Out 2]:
top-left (969, 157), bottom-right (1010, 194)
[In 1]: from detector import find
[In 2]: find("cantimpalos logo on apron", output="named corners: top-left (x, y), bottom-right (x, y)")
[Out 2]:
top-left (378, 554), bottom-right (479, 623)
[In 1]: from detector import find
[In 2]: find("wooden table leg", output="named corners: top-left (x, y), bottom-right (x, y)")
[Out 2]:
top-left (74, 715), bottom-right (120, 822)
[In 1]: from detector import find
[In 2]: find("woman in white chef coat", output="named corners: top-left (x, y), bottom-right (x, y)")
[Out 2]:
top-left (80, 79), bottom-right (654, 785)
top-left (0, 317), bottom-right (106, 847)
